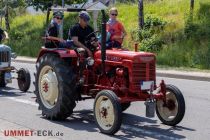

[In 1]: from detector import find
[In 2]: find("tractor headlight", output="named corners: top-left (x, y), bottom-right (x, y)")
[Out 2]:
top-left (86, 57), bottom-right (94, 66)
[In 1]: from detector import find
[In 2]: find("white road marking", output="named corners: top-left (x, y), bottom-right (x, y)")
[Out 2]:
top-left (1, 96), bottom-right (38, 107)
top-left (0, 94), bottom-right (187, 140)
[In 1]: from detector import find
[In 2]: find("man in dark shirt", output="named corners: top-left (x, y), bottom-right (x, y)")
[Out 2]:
top-left (70, 11), bottom-right (96, 57)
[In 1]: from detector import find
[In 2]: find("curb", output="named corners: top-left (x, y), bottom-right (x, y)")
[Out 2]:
top-left (12, 57), bottom-right (36, 64)
top-left (157, 72), bottom-right (210, 82)
top-left (12, 57), bottom-right (210, 82)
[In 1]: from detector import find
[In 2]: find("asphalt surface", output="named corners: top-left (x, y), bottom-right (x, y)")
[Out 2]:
top-left (0, 62), bottom-right (210, 140)
top-left (12, 56), bottom-right (210, 82)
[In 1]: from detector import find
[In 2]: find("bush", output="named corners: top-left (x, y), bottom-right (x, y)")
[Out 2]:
top-left (130, 15), bottom-right (166, 52)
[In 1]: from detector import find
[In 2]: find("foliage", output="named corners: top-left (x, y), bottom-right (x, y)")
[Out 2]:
top-left (0, 0), bottom-right (27, 30)
top-left (130, 15), bottom-right (167, 52)
top-left (26, 0), bottom-right (87, 11)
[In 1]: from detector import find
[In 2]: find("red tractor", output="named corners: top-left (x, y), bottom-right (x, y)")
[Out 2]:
top-left (34, 8), bottom-right (185, 135)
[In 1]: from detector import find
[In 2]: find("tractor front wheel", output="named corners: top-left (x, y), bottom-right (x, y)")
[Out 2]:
top-left (35, 54), bottom-right (76, 120)
top-left (121, 102), bottom-right (131, 112)
top-left (156, 85), bottom-right (185, 126)
top-left (94, 90), bottom-right (122, 135)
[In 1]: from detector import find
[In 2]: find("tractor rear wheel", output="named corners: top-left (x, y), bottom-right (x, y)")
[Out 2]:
top-left (35, 54), bottom-right (76, 120)
top-left (94, 90), bottom-right (122, 135)
top-left (0, 72), bottom-right (6, 87)
top-left (156, 85), bottom-right (185, 126)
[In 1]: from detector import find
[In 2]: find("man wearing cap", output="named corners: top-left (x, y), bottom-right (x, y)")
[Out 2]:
top-left (70, 11), bottom-right (96, 57)
top-left (44, 11), bottom-right (65, 48)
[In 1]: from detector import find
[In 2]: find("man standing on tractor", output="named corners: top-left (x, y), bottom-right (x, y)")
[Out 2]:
top-left (70, 11), bottom-right (96, 57)
top-left (44, 11), bottom-right (65, 48)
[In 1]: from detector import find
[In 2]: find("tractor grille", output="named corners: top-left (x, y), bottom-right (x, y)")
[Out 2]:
top-left (131, 62), bottom-right (156, 91)
top-left (0, 51), bottom-right (10, 62)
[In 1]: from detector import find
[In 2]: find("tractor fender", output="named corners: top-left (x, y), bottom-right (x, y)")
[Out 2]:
top-left (36, 48), bottom-right (78, 62)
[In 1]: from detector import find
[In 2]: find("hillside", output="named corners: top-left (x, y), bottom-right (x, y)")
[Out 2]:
top-left (4, 0), bottom-right (210, 69)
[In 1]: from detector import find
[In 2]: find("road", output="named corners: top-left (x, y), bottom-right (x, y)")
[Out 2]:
top-left (0, 62), bottom-right (210, 140)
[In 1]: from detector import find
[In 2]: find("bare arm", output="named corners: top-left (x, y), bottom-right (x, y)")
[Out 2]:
top-left (72, 36), bottom-right (92, 57)
top-left (43, 36), bottom-right (65, 42)
top-left (121, 26), bottom-right (127, 38)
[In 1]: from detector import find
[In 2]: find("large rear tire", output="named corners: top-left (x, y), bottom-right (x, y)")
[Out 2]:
top-left (156, 85), bottom-right (185, 126)
top-left (35, 54), bottom-right (76, 120)
top-left (94, 90), bottom-right (122, 135)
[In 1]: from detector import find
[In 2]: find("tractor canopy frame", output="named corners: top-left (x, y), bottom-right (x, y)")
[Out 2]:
top-left (45, 7), bottom-right (107, 74)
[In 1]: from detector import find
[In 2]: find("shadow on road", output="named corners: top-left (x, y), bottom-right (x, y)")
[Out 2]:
top-left (0, 87), bottom-right (26, 97)
top-left (40, 109), bottom-right (194, 140)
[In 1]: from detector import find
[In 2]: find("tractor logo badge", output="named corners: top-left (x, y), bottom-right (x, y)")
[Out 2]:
top-left (43, 82), bottom-right (49, 92)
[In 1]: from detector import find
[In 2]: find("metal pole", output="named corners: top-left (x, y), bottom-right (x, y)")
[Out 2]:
top-left (101, 10), bottom-right (107, 75)
top-left (60, 0), bottom-right (64, 38)
top-left (138, 0), bottom-right (144, 29)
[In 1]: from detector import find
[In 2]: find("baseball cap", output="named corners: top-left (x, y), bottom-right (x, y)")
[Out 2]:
top-left (79, 11), bottom-right (90, 22)
top-left (53, 11), bottom-right (64, 19)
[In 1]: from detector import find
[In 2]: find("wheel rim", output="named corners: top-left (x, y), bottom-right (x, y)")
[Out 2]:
top-left (95, 95), bottom-right (115, 130)
top-left (157, 91), bottom-right (178, 121)
top-left (38, 66), bottom-right (59, 109)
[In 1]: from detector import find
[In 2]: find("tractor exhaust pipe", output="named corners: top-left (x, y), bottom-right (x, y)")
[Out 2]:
top-left (101, 10), bottom-right (106, 74)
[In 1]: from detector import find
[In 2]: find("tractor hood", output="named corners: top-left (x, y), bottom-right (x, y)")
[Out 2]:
top-left (94, 50), bottom-right (155, 63)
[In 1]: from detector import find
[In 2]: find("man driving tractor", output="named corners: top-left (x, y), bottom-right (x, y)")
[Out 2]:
top-left (70, 11), bottom-right (97, 57)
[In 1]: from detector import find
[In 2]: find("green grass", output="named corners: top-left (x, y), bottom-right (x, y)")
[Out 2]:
top-left (2, 0), bottom-right (210, 69)
top-left (116, 0), bottom-right (210, 69)
top-left (8, 14), bottom-right (46, 57)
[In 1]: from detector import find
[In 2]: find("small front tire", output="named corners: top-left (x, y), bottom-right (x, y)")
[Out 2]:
top-left (121, 102), bottom-right (131, 112)
top-left (156, 85), bottom-right (185, 126)
top-left (17, 68), bottom-right (31, 92)
top-left (94, 90), bottom-right (122, 135)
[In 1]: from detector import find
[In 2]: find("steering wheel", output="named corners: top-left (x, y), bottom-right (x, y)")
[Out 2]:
top-left (85, 30), bottom-right (99, 40)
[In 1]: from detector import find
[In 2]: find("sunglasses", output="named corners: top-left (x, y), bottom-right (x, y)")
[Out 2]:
top-left (56, 17), bottom-right (63, 20)
top-left (111, 13), bottom-right (118, 16)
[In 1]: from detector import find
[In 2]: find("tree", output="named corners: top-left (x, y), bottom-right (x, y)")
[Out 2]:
top-left (0, 0), bottom-right (26, 30)
top-left (26, 0), bottom-right (87, 11)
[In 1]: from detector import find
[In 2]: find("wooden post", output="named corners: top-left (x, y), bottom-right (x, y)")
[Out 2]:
top-left (190, 0), bottom-right (194, 21)
top-left (138, 0), bottom-right (144, 29)
top-left (190, 0), bottom-right (194, 11)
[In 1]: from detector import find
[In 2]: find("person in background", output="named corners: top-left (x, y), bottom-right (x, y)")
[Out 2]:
top-left (106, 7), bottom-right (127, 48)
top-left (44, 11), bottom-right (65, 48)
